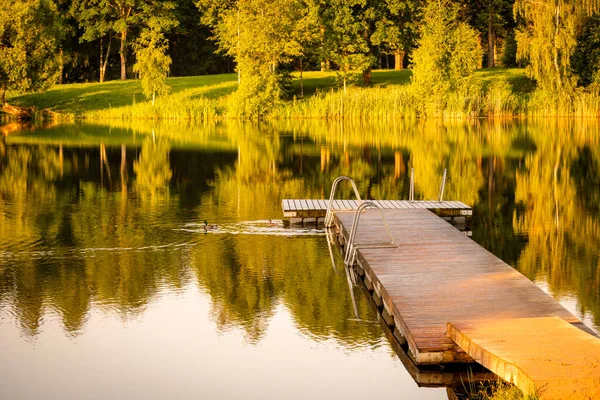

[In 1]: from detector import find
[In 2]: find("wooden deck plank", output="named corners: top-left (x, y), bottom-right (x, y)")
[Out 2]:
top-left (448, 317), bottom-right (600, 399)
top-left (334, 200), bottom-right (345, 210)
top-left (304, 199), bottom-right (313, 210)
top-left (282, 200), bottom-right (471, 213)
top-left (333, 209), bottom-right (590, 367)
top-left (388, 200), bottom-right (401, 209)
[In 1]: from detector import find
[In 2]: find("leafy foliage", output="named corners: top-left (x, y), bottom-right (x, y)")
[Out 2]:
top-left (320, 0), bottom-right (373, 91)
top-left (73, 0), bottom-right (177, 80)
top-left (133, 24), bottom-right (172, 104)
top-left (0, 0), bottom-right (63, 101)
top-left (411, 0), bottom-right (481, 101)
top-left (197, 0), bottom-right (317, 117)
top-left (571, 14), bottom-right (600, 87)
top-left (514, 0), bottom-right (600, 92)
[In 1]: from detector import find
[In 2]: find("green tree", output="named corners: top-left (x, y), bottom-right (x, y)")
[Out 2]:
top-left (320, 0), bottom-right (372, 91)
top-left (133, 23), bottom-right (172, 105)
top-left (411, 0), bottom-right (481, 103)
top-left (319, 0), bottom-right (421, 85)
top-left (74, 0), bottom-right (176, 81)
top-left (514, 0), bottom-right (600, 92)
top-left (370, 0), bottom-right (421, 70)
top-left (458, 0), bottom-right (515, 68)
top-left (197, 0), bottom-right (317, 117)
top-left (571, 14), bottom-right (600, 87)
top-left (0, 0), bottom-right (63, 102)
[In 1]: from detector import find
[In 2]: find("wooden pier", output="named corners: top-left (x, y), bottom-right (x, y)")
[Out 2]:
top-left (325, 207), bottom-right (600, 398)
top-left (282, 199), bottom-right (471, 226)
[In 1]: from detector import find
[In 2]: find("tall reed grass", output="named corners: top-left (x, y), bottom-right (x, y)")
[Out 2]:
top-left (84, 92), bottom-right (226, 121)
top-left (28, 77), bottom-right (600, 121)
top-left (273, 82), bottom-right (599, 119)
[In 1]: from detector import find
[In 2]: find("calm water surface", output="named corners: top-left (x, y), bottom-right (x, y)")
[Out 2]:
top-left (1, 119), bottom-right (599, 399)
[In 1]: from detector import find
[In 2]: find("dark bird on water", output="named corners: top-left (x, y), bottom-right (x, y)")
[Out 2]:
top-left (204, 221), bottom-right (218, 231)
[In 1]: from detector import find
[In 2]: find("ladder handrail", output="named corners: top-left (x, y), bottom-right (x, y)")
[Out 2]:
top-left (410, 167), bottom-right (448, 203)
top-left (438, 168), bottom-right (447, 202)
top-left (344, 201), bottom-right (397, 267)
top-left (324, 176), bottom-right (362, 227)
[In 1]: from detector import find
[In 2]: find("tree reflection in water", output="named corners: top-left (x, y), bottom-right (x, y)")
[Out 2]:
top-left (0, 118), bottom-right (599, 344)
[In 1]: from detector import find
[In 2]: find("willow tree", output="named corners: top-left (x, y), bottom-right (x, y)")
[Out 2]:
top-left (0, 0), bottom-right (62, 103)
top-left (514, 0), bottom-right (600, 92)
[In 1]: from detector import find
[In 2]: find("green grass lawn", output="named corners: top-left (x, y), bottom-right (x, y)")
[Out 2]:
top-left (7, 68), bottom-right (531, 117)
top-left (7, 74), bottom-right (238, 115)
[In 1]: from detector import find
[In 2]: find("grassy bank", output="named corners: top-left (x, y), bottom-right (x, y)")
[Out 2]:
top-left (5, 69), bottom-right (600, 120)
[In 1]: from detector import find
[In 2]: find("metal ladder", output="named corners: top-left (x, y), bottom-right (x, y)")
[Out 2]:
top-left (343, 201), bottom-right (397, 267)
top-left (324, 176), bottom-right (363, 228)
top-left (409, 167), bottom-right (448, 202)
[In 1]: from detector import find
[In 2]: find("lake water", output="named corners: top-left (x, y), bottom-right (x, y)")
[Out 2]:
top-left (1, 119), bottom-right (599, 399)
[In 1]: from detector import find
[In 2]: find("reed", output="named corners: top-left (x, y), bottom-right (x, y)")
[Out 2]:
top-left (480, 380), bottom-right (538, 400)
top-left (84, 92), bottom-right (226, 121)
top-left (4, 69), bottom-right (600, 121)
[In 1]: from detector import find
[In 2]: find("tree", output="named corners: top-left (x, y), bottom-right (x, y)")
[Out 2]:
top-left (0, 0), bottom-right (63, 102)
top-left (197, 0), bottom-right (317, 117)
top-left (320, 0), bottom-right (373, 91)
top-left (458, 0), bottom-right (514, 68)
top-left (167, 0), bottom-right (230, 76)
top-left (571, 14), bottom-right (600, 87)
top-left (411, 0), bottom-right (481, 99)
top-left (370, 0), bottom-right (421, 70)
top-left (514, 0), bottom-right (600, 92)
top-left (320, 0), bottom-right (421, 86)
top-left (74, 0), bottom-right (176, 81)
top-left (133, 23), bottom-right (172, 105)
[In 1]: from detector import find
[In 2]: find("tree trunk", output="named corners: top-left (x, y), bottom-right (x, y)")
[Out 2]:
top-left (488, 14), bottom-right (496, 68)
top-left (363, 66), bottom-right (372, 85)
top-left (58, 46), bottom-right (64, 84)
top-left (554, 4), bottom-right (562, 90)
top-left (477, 36), bottom-right (483, 69)
top-left (394, 49), bottom-right (405, 70)
top-left (100, 35), bottom-right (111, 83)
top-left (120, 29), bottom-right (127, 81)
top-left (299, 59), bottom-right (304, 98)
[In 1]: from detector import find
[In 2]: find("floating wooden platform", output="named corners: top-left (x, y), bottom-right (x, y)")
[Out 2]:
top-left (330, 208), bottom-right (599, 382)
top-left (282, 199), bottom-right (471, 225)
top-left (448, 317), bottom-right (600, 399)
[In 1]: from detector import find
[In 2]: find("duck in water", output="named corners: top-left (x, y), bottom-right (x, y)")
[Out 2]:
top-left (203, 221), bottom-right (218, 231)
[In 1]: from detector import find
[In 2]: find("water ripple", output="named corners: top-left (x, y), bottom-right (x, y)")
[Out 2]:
top-left (179, 219), bottom-right (325, 236)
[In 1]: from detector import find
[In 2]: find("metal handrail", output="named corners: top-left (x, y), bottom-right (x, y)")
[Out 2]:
top-left (324, 176), bottom-right (362, 228)
top-left (438, 168), bottom-right (447, 202)
top-left (409, 168), bottom-right (414, 201)
top-left (344, 201), bottom-right (397, 267)
top-left (410, 167), bottom-right (448, 203)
